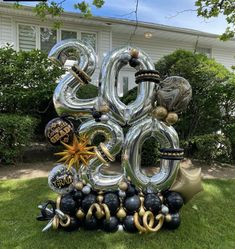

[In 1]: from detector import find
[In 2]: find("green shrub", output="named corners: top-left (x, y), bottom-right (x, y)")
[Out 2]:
top-left (76, 84), bottom-right (98, 98)
top-left (0, 114), bottom-right (38, 164)
top-left (182, 134), bottom-right (231, 163)
top-left (155, 49), bottom-right (231, 140)
top-left (223, 123), bottom-right (235, 160)
top-left (0, 46), bottom-right (64, 114)
top-left (120, 87), bottom-right (138, 105)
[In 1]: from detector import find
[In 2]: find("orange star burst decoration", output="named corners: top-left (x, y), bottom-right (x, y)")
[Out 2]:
top-left (55, 134), bottom-right (96, 170)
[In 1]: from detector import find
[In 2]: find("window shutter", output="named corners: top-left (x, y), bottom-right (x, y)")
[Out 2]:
top-left (19, 25), bottom-right (36, 51)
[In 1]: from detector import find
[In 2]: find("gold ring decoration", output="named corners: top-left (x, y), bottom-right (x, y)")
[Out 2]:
top-left (101, 203), bottom-right (111, 221)
top-left (94, 147), bottom-right (108, 164)
top-left (100, 143), bottom-right (115, 162)
top-left (52, 215), bottom-right (60, 230)
top-left (143, 212), bottom-right (164, 232)
top-left (134, 212), bottom-right (147, 233)
top-left (86, 203), bottom-right (104, 220)
top-left (138, 196), bottom-right (145, 217)
top-left (59, 214), bottom-right (71, 227)
top-left (56, 195), bottom-right (61, 209)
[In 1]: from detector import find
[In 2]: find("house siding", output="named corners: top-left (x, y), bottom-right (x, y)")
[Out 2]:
top-left (0, 5), bottom-right (234, 92)
top-left (0, 16), bottom-right (14, 47)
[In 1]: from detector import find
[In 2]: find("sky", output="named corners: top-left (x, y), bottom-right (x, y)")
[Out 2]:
top-left (20, 0), bottom-right (227, 35)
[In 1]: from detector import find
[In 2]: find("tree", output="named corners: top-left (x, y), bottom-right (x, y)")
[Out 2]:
top-left (14, 1), bottom-right (234, 39)
top-left (155, 49), bottom-right (231, 140)
top-left (195, 0), bottom-right (235, 40)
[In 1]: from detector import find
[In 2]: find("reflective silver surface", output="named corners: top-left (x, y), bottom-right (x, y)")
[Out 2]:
top-left (99, 46), bottom-right (155, 125)
top-left (50, 39), bottom-right (98, 118)
top-left (79, 119), bottom-right (124, 190)
top-left (122, 117), bottom-right (180, 192)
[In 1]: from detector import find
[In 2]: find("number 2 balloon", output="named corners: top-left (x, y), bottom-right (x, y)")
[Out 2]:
top-left (37, 39), bottom-right (202, 234)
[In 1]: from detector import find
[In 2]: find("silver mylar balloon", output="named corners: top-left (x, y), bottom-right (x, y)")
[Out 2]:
top-left (78, 119), bottom-right (124, 191)
top-left (50, 39), bottom-right (98, 118)
top-left (48, 164), bottom-right (78, 194)
top-left (122, 117), bottom-right (180, 193)
top-left (48, 39), bottom-right (97, 74)
top-left (99, 46), bottom-right (155, 125)
top-left (156, 76), bottom-right (192, 113)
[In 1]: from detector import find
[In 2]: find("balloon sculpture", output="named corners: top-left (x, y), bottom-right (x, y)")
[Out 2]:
top-left (37, 39), bottom-right (202, 233)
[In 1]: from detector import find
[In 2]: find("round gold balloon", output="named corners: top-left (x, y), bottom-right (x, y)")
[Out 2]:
top-left (152, 106), bottom-right (168, 120)
top-left (165, 112), bottom-right (178, 125)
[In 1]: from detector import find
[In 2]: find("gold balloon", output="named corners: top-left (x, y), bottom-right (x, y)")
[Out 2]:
top-left (170, 164), bottom-right (203, 203)
top-left (152, 106), bottom-right (168, 120)
top-left (118, 181), bottom-right (128, 191)
top-left (75, 181), bottom-right (84, 191)
top-left (165, 112), bottom-right (178, 125)
top-left (130, 48), bottom-right (139, 58)
top-left (76, 208), bottom-right (85, 220)
top-left (117, 206), bottom-right (127, 219)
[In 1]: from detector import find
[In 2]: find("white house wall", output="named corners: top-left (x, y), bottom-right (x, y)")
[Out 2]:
top-left (0, 16), bottom-right (14, 47)
top-left (212, 48), bottom-right (235, 69)
top-left (112, 32), bottom-right (195, 91)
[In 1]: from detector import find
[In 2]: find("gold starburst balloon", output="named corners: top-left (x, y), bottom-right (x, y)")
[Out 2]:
top-left (55, 134), bottom-right (96, 170)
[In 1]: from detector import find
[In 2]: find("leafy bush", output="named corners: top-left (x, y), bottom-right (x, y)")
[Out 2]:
top-left (155, 49), bottom-right (231, 140)
top-left (0, 114), bottom-right (38, 164)
top-left (76, 84), bottom-right (98, 98)
top-left (0, 45), bottom-right (64, 114)
top-left (182, 134), bottom-right (231, 163)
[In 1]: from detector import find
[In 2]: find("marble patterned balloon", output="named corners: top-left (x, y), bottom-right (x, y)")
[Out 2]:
top-left (156, 76), bottom-right (192, 113)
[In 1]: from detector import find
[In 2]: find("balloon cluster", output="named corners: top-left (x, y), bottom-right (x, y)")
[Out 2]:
top-left (37, 39), bottom-right (202, 234)
top-left (37, 176), bottom-right (184, 233)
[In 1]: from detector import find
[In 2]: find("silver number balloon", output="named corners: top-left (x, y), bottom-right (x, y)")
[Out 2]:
top-left (50, 39), bottom-right (98, 118)
top-left (122, 117), bottom-right (180, 192)
top-left (78, 119), bottom-right (124, 190)
top-left (99, 46), bottom-right (155, 125)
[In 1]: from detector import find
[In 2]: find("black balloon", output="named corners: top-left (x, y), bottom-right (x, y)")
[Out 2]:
top-left (123, 215), bottom-right (138, 233)
top-left (84, 217), bottom-right (99, 230)
top-left (72, 189), bottom-right (83, 208)
top-left (165, 192), bottom-right (184, 212)
top-left (92, 110), bottom-right (102, 119)
top-left (126, 184), bottom-right (137, 197)
top-left (63, 217), bottom-right (80, 232)
top-left (144, 194), bottom-right (162, 214)
top-left (124, 195), bottom-right (141, 214)
top-left (81, 194), bottom-right (96, 213)
top-left (129, 58), bottom-right (140, 68)
top-left (60, 194), bottom-right (77, 215)
top-left (103, 193), bottom-right (120, 215)
top-left (45, 117), bottom-right (74, 146)
top-left (164, 213), bottom-right (181, 230)
top-left (101, 216), bottom-right (119, 233)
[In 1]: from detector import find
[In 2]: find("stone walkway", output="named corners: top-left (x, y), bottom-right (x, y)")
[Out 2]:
top-left (0, 159), bottom-right (234, 180)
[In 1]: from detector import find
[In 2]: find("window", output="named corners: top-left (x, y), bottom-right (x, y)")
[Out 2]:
top-left (19, 25), bottom-right (36, 51)
top-left (196, 47), bottom-right (212, 58)
top-left (123, 76), bottom-right (129, 95)
top-left (81, 32), bottom-right (96, 51)
top-left (40, 28), bottom-right (57, 53)
top-left (61, 30), bottom-right (77, 40)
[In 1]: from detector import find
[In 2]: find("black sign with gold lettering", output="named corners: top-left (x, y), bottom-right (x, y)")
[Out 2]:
top-left (48, 164), bottom-right (78, 194)
top-left (45, 118), bottom-right (74, 146)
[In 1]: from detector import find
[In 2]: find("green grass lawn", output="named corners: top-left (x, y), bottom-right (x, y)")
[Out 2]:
top-left (0, 178), bottom-right (234, 249)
